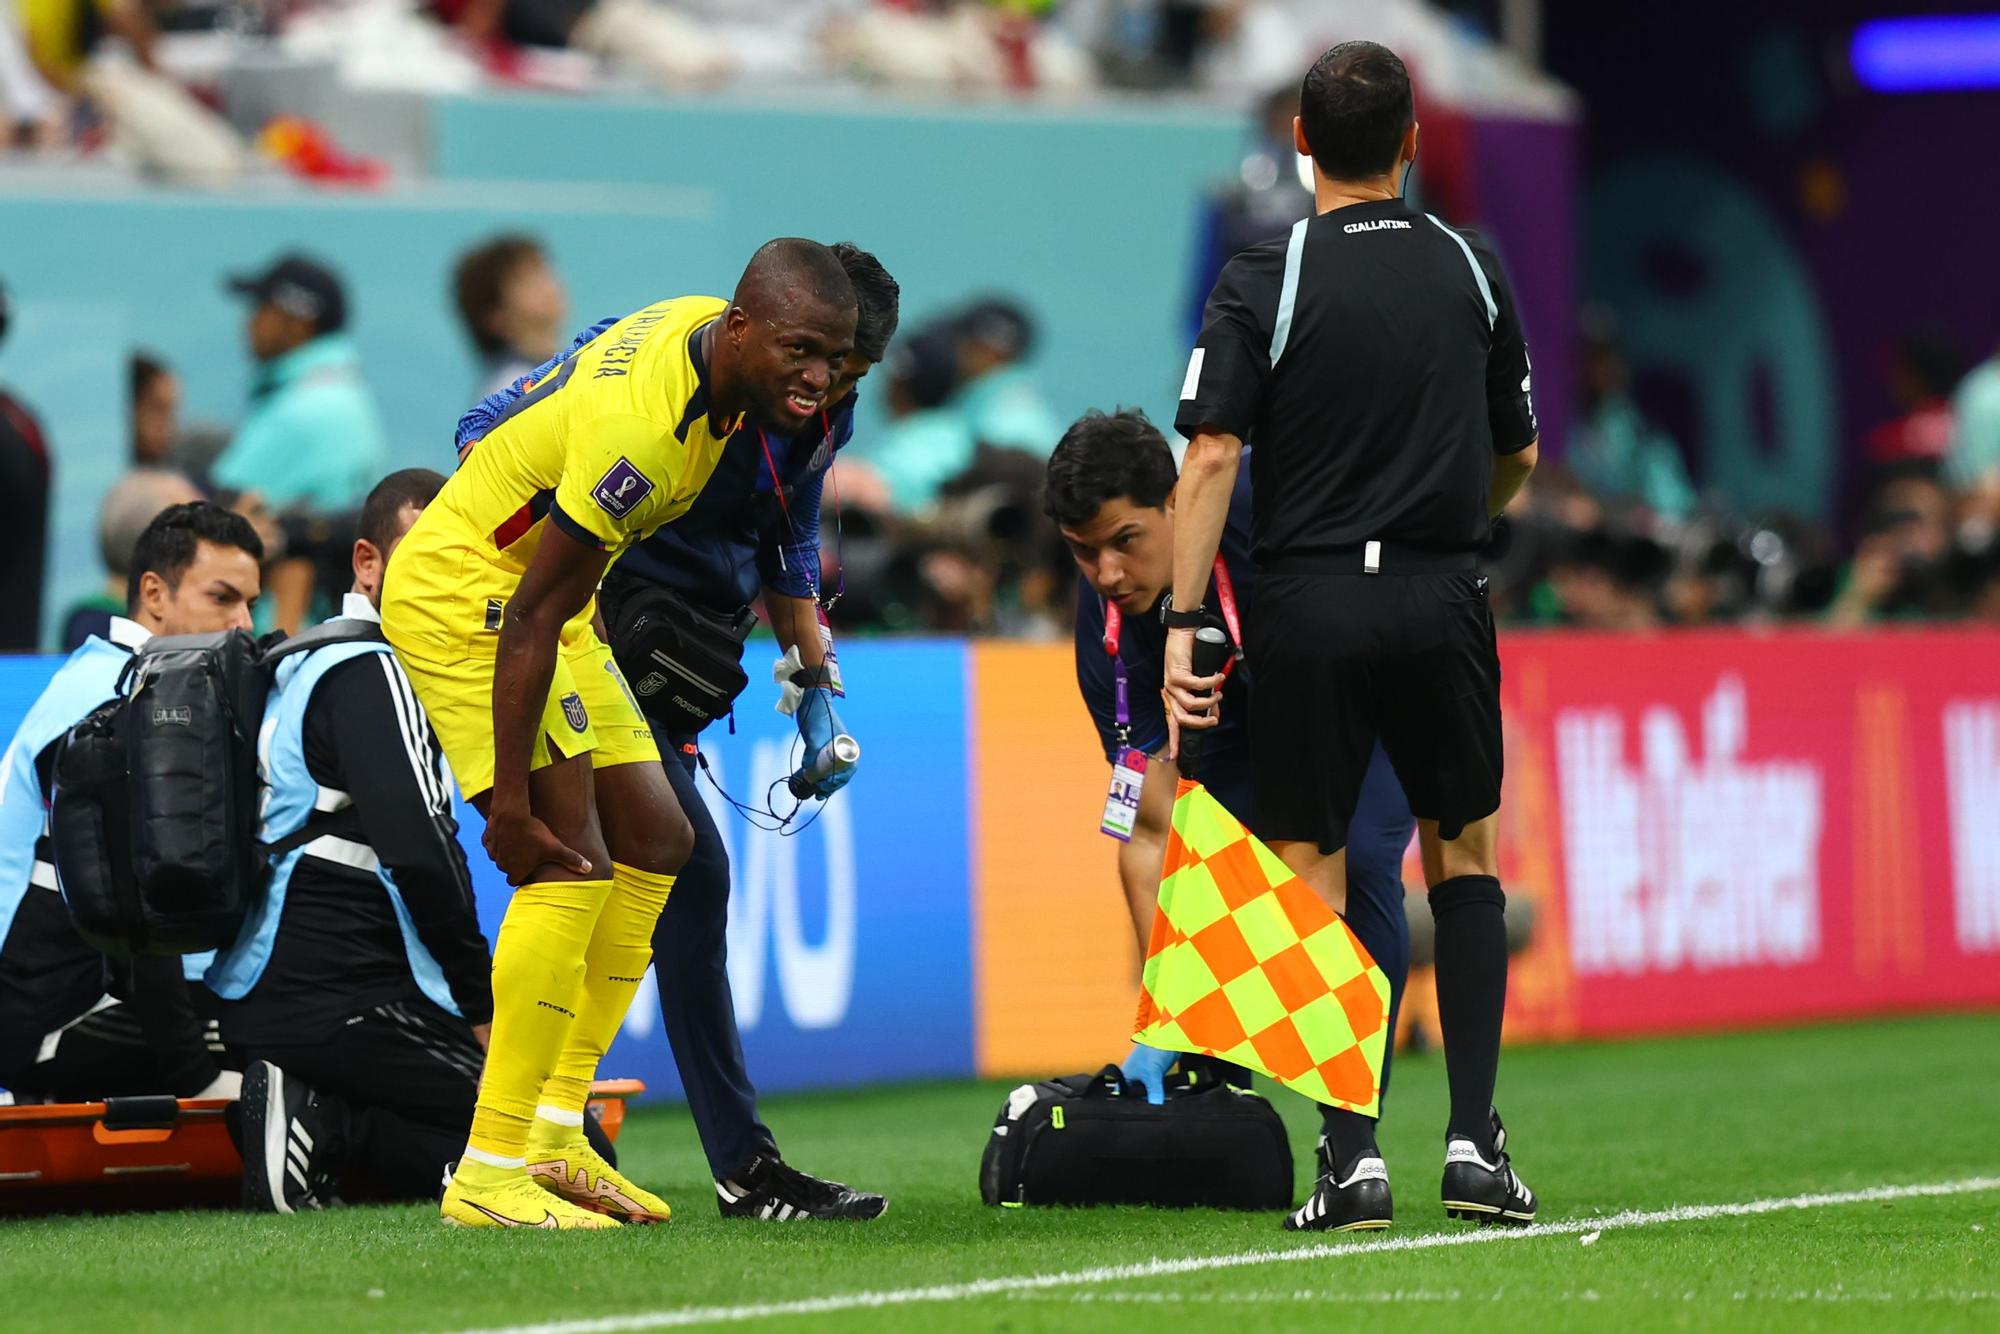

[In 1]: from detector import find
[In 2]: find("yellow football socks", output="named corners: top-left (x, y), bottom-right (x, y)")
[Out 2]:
top-left (456, 877), bottom-right (609, 1191)
top-left (535, 863), bottom-right (676, 1121)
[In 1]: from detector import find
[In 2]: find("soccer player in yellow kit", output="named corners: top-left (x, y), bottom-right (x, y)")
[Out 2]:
top-left (382, 239), bottom-right (857, 1228)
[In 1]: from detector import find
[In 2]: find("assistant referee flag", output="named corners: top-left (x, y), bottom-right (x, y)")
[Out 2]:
top-left (1134, 780), bottom-right (1391, 1113)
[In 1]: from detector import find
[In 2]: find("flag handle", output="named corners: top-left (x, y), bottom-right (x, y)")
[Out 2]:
top-left (1178, 626), bottom-right (1233, 778)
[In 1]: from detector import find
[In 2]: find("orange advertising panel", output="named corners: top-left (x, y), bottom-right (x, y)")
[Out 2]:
top-left (971, 643), bottom-right (1143, 1075)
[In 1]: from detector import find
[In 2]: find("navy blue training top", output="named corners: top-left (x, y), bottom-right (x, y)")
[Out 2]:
top-left (1074, 461), bottom-right (1256, 763)
top-left (616, 394), bottom-right (854, 611)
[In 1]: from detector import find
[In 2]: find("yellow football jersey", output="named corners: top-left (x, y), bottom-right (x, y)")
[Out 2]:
top-left (384, 295), bottom-right (736, 662)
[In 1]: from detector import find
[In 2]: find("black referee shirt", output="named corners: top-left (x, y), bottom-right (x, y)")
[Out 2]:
top-left (1176, 198), bottom-right (1537, 565)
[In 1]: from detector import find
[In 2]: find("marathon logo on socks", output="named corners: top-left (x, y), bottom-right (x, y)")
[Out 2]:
top-left (592, 458), bottom-right (654, 520)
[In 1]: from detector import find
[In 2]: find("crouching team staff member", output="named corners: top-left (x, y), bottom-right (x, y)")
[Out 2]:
top-left (594, 242), bottom-right (897, 1221)
top-left (211, 471), bottom-right (539, 1212)
top-left (1168, 42), bottom-right (1541, 1228)
top-left (0, 502), bottom-right (262, 1102)
top-left (1044, 409), bottom-right (1414, 1232)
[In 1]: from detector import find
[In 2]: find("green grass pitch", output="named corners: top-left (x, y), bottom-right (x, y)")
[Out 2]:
top-left (4, 1013), bottom-right (1996, 1332)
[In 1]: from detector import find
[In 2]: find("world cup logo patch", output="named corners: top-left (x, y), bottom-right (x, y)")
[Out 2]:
top-left (561, 692), bottom-right (589, 732)
top-left (592, 457), bottom-right (654, 520)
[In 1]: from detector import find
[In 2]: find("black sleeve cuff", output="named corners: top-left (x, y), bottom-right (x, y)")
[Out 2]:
top-left (1490, 400), bottom-right (1539, 455)
top-left (548, 501), bottom-right (608, 550)
top-left (1174, 406), bottom-right (1252, 442)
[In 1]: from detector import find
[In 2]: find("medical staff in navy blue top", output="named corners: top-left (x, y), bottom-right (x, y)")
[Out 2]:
top-left (1043, 408), bottom-right (1415, 1230)
top-left (591, 243), bottom-right (897, 1221)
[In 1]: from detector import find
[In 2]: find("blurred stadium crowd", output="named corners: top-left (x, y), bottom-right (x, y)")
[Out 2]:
top-left (4, 0), bottom-right (2000, 645)
top-left (1, 0), bottom-right (1548, 181)
top-left (8, 229), bottom-right (2000, 652)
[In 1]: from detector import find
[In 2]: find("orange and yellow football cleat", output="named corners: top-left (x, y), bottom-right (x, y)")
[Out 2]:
top-left (526, 1136), bottom-right (672, 1224)
top-left (441, 1170), bottom-right (622, 1230)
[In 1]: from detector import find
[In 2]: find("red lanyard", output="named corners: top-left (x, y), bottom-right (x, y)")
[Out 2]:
top-left (757, 411), bottom-right (842, 606)
top-left (1102, 556), bottom-right (1240, 740)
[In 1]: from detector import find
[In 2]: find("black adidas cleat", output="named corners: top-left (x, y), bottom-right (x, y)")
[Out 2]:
top-left (1286, 1136), bottom-right (1393, 1232)
top-left (240, 1060), bottom-right (344, 1214)
top-left (1441, 1108), bottom-right (1536, 1225)
top-left (715, 1154), bottom-right (887, 1221)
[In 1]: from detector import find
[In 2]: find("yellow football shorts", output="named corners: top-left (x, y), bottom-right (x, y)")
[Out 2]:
top-left (381, 529), bottom-right (658, 800)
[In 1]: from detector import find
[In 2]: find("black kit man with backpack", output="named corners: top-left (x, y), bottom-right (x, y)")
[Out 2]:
top-left (207, 469), bottom-right (510, 1214)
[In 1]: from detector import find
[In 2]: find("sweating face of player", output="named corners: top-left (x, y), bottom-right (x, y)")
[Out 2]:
top-left (140, 539), bottom-right (263, 636)
top-left (1060, 494), bottom-right (1177, 615)
top-left (733, 295), bottom-right (857, 432)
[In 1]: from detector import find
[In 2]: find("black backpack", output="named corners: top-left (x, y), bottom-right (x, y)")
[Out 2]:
top-left (979, 1066), bottom-right (1294, 1210)
top-left (49, 620), bottom-right (380, 956)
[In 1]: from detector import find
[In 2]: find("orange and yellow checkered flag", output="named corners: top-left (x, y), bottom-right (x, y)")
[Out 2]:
top-left (1133, 779), bottom-right (1390, 1114)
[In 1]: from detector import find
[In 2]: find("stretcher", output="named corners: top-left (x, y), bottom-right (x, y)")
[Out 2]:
top-left (0, 1077), bottom-right (645, 1215)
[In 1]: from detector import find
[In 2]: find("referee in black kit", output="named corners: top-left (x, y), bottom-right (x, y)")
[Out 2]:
top-left (1165, 41), bottom-right (1540, 1229)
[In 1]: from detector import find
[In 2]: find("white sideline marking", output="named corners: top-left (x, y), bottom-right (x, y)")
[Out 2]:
top-left (444, 1177), bottom-right (2000, 1334)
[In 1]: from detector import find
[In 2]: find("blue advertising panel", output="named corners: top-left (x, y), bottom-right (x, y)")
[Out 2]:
top-left (455, 639), bottom-right (975, 1097)
top-left (1, 640), bottom-right (975, 1102)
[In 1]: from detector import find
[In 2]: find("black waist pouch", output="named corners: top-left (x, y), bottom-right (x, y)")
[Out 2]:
top-left (602, 576), bottom-right (756, 738)
top-left (979, 1066), bottom-right (1293, 1210)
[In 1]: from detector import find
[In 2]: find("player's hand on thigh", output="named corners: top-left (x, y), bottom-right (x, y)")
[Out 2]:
top-left (483, 809), bottom-right (593, 886)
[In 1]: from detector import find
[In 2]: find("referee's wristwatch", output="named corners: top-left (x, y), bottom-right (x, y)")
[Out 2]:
top-left (1160, 598), bottom-right (1206, 630)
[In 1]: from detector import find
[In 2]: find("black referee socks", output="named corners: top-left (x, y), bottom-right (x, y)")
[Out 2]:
top-left (1321, 1106), bottom-right (1381, 1177)
top-left (1428, 874), bottom-right (1508, 1156)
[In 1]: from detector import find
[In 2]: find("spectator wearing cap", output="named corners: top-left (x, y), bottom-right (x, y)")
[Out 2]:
top-left (851, 319), bottom-right (974, 514)
top-left (211, 254), bottom-right (389, 516)
top-left (951, 296), bottom-right (1063, 454)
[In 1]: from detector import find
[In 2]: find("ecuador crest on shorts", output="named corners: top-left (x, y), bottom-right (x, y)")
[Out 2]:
top-left (561, 691), bottom-right (589, 733)
top-left (1134, 779), bottom-right (1391, 1114)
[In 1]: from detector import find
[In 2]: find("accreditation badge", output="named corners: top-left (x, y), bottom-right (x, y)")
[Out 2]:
top-left (815, 604), bottom-right (846, 697)
top-left (1100, 747), bottom-right (1148, 841)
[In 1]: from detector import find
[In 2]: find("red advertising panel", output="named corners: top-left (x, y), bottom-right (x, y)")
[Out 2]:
top-left (1496, 628), bottom-right (2000, 1039)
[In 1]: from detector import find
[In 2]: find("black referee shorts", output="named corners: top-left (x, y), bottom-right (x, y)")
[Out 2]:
top-left (1248, 563), bottom-right (1502, 854)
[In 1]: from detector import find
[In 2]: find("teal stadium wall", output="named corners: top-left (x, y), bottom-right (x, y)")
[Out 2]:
top-left (0, 92), bottom-right (1246, 645)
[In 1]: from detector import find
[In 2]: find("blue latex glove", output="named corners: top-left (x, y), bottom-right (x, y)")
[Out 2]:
top-left (796, 687), bottom-right (857, 797)
top-left (1121, 1044), bottom-right (1176, 1105)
